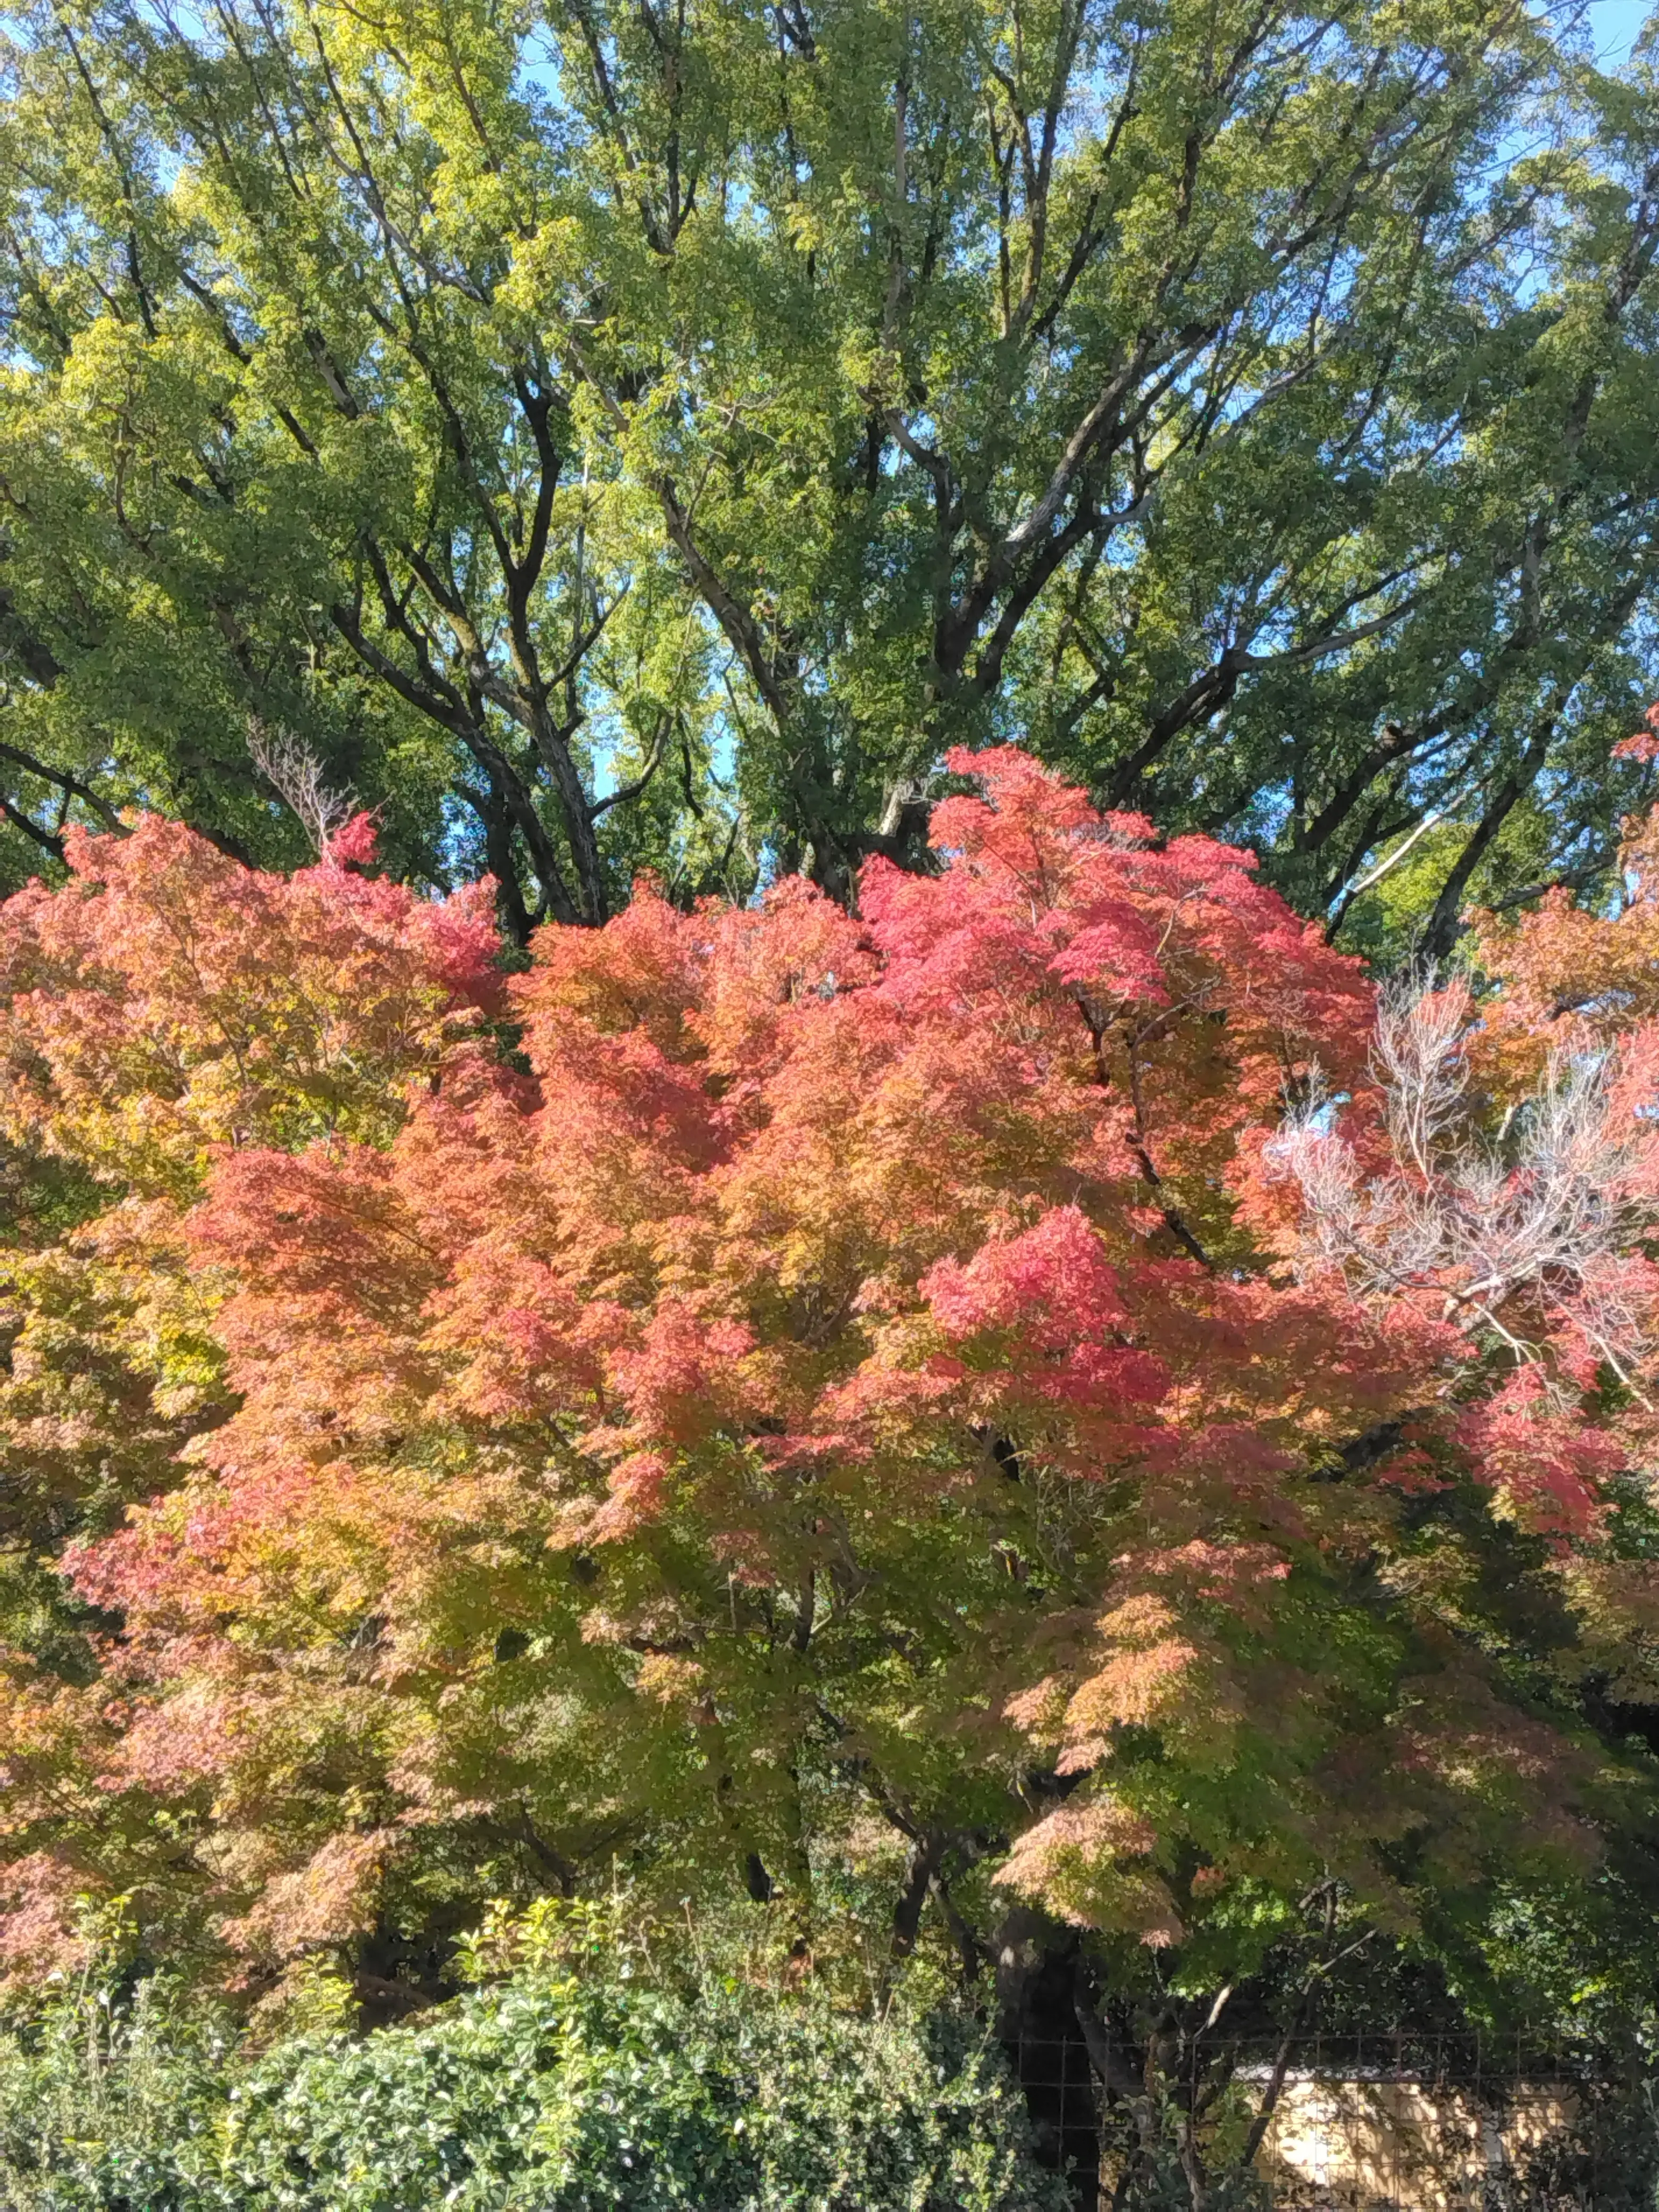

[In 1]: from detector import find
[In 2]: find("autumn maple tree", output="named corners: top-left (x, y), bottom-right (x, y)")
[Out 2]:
top-left (3, 743), bottom-right (1659, 2184)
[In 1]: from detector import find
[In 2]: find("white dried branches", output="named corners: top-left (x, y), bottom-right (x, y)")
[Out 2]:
top-left (1269, 976), bottom-right (1656, 1400)
top-left (248, 720), bottom-right (356, 859)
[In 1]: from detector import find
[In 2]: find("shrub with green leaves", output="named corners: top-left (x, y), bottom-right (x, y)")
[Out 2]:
top-left (0, 1966), bottom-right (228, 2212)
top-left (0, 1909), bottom-right (1066, 2212)
top-left (219, 1980), bottom-right (1057, 2212)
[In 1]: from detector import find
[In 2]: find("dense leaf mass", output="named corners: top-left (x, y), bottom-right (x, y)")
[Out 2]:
top-left (0, 1912), bottom-right (1065, 2212)
top-left (2, 0), bottom-right (1659, 941)
top-left (2, 745), bottom-right (1659, 2019)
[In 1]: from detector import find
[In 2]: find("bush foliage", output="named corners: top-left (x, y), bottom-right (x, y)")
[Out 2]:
top-left (0, 1908), bottom-right (1065, 2212)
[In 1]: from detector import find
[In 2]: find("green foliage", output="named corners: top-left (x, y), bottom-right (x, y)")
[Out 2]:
top-left (0, 1905), bottom-right (233, 2212)
top-left (2, 0), bottom-right (1658, 942)
top-left (0, 1905), bottom-right (1066, 2212)
top-left (1501, 2084), bottom-right (1659, 2212)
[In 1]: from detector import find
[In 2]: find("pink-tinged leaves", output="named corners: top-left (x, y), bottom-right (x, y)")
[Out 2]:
top-left (2, 752), bottom-right (1657, 1979)
top-left (921, 1207), bottom-right (1169, 1419)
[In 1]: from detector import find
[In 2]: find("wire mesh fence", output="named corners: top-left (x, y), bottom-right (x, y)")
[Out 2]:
top-left (1006, 2030), bottom-right (1647, 2211)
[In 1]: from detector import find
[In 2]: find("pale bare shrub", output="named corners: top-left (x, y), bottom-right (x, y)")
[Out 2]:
top-left (1267, 976), bottom-right (1657, 1403)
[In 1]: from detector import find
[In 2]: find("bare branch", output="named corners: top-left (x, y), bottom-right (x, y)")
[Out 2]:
top-left (1267, 977), bottom-right (1659, 1405)
top-left (247, 718), bottom-right (357, 858)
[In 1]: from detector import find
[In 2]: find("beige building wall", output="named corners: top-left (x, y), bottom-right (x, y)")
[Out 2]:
top-left (1254, 2075), bottom-right (1576, 2210)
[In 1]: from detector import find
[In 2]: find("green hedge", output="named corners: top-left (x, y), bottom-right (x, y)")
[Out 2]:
top-left (0, 1960), bottom-right (1067, 2212)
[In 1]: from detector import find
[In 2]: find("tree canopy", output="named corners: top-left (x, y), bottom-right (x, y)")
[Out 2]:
top-left (4, 748), bottom-right (1659, 2201)
top-left (4, 0), bottom-right (1659, 943)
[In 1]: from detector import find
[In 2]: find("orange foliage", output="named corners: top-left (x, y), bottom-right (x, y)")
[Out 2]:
top-left (2, 750), bottom-right (1657, 1991)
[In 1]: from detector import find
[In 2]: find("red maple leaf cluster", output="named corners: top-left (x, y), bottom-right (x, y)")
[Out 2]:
top-left (2, 748), bottom-right (1657, 1999)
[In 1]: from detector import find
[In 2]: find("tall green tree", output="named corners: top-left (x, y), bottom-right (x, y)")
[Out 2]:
top-left (2, 0), bottom-right (1658, 940)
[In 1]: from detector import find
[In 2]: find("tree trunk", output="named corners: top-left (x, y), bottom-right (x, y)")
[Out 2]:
top-left (994, 1906), bottom-right (1100, 2211)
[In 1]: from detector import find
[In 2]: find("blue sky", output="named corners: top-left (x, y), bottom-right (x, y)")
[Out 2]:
top-left (1587, 0), bottom-right (1650, 62)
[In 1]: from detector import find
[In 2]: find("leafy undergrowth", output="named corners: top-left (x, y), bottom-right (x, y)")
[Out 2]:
top-left (0, 1910), bottom-right (1066, 2212)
